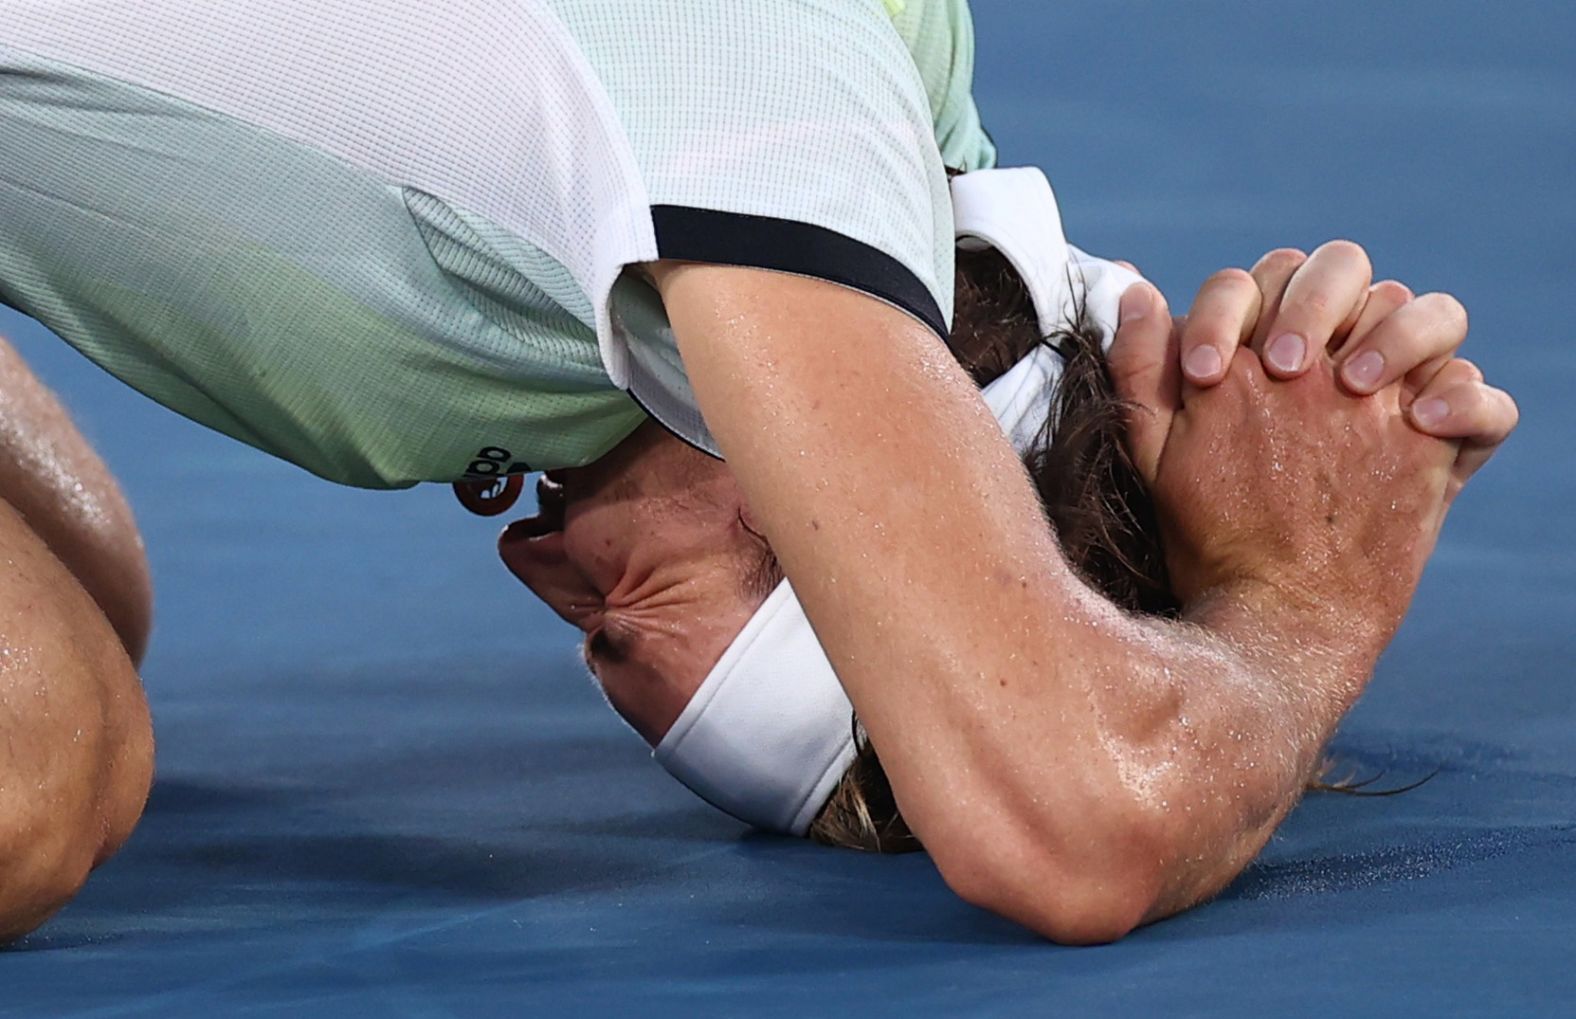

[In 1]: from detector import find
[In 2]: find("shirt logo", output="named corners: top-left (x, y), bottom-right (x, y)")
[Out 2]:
top-left (464, 446), bottom-right (532, 480)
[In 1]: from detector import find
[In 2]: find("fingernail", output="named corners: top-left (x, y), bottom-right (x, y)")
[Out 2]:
top-left (1183, 345), bottom-right (1222, 381)
top-left (1266, 333), bottom-right (1306, 374)
top-left (1119, 283), bottom-right (1152, 324)
top-left (1412, 398), bottom-right (1450, 428)
top-left (1343, 350), bottom-right (1385, 391)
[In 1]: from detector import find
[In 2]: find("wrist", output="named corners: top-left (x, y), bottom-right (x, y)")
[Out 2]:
top-left (1181, 575), bottom-right (1384, 713)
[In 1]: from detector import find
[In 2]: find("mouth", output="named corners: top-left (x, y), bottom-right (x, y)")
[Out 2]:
top-left (502, 472), bottom-right (568, 542)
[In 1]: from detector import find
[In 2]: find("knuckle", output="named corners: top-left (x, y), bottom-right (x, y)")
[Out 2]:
top-left (1502, 391), bottom-right (1522, 430)
top-left (1205, 267), bottom-right (1255, 292)
top-left (1450, 383), bottom-right (1486, 416)
top-left (1420, 292), bottom-right (1469, 332)
top-left (1289, 286), bottom-right (1335, 319)
top-left (1370, 279), bottom-right (1414, 304)
top-left (1226, 349), bottom-right (1268, 395)
top-left (1444, 358), bottom-right (1485, 385)
top-left (1253, 247), bottom-right (1307, 276)
top-left (0, 807), bottom-right (96, 944)
top-left (1315, 238), bottom-right (1372, 272)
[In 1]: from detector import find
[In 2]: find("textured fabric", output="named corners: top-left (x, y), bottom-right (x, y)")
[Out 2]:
top-left (0, 0), bottom-right (953, 486)
top-left (0, 44), bottom-right (644, 488)
top-left (552, 0), bottom-right (954, 453)
top-left (888, 0), bottom-right (998, 171)
top-left (655, 578), bottom-right (859, 836)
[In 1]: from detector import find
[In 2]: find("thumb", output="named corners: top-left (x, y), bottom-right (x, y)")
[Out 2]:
top-left (1106, 281), bottom-right (1178, 483)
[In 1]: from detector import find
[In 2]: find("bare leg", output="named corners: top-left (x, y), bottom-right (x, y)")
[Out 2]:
top-left (0, 335), bottom-right (154, 942)
top-left (0, 336), bottom-right (153, 664)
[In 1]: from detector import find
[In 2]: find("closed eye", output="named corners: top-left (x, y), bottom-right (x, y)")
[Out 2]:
top-left (583, 628), bottom-right (630, 672)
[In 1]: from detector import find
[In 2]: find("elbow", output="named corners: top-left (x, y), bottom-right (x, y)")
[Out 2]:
top-left (937, 851), bottom-right (1160, 946)
top-left (928, 797), bottom-right (1171, 945)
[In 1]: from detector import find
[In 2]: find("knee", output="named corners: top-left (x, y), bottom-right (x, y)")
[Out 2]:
top-left (0, 671), bottom-right (152, 945)
top-left (0, 800), bottom-right (102, 944)
top-left (0, 497), bottom-right (154, 944)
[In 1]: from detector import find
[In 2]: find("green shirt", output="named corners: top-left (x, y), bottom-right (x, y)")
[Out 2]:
top-left (1, 1), bottom-right (993, 488)
top-left (887, 0), bottom-right (998, 172)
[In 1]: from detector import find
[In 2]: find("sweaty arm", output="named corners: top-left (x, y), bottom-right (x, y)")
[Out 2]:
top-left (649, 260), bottom-right (1462, 943)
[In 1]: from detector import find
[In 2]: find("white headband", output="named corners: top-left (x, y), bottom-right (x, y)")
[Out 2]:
top-left (655, 168), bottom-right (1140, 834)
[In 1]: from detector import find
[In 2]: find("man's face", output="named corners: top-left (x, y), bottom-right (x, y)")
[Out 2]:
top-left (498, 421), bottom-right (772, 743)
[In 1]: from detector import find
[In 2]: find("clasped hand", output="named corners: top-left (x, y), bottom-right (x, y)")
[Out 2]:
top-left (1109, 242), bottom-right (1518, 647)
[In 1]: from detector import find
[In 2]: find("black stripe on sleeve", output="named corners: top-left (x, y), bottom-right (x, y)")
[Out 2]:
top-left (650, 205), bottom-right (947, 342)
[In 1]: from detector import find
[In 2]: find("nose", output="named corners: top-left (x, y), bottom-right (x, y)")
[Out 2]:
top-left (498, 517), bottom-right (535, 550)
top-left (496, 520), bottom-right (534, 576)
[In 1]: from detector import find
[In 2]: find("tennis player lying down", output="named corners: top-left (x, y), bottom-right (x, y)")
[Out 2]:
top-left (0, 230), bottom-right (1514, 944)
top-left (505, 211), bottom-right (1521, 850)
top-left (500, 228), bottom-right (1518, 876)
top-left (0, 1), bottom-right (1517, 945)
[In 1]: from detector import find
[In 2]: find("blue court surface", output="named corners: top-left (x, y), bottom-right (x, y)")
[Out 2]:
top-left (3, 2), bottom-right (1573, 1016)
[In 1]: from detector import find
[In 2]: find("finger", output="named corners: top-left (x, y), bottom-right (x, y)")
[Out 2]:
top-left (1245, 247), bottom-right (1307, 347)
top-left (1334, 279), bottom-right (1412, 359)
top-left (1114, 259), bottom-right (1141, 275)
top-left (1408, 361), bottom-right (1518, 498)
top-left (1336, 291), bottom-right (1468, 396)
top-left (1330, 280), bottom-right (1414, 390)
top-left (1178, 268), bottom-right (1261, 387)
top-left (1447, 385), bottom-right (1519, 496)
top-left (1415, 356), bottom-right (1483, 394)
top-left (1255, 239), bottom-right (1373, 378)
top-left (1412, 370), bottom-right (1519, 447)
top-left (1107, 281), bottom-right (1177, 482)
top-left (1405, 358), bottom-right (1482, 432)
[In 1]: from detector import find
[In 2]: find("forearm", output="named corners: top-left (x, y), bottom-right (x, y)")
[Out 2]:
top-left (654, 263), bottom-right (1391, 942)
top-left (882, 568), bottom-right (1382, 941)
top-left (1120, 580), bottom-right (1384, 923)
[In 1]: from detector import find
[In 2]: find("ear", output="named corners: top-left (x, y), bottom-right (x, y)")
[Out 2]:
top-left (737, 492), bottom-right (766, 539)
top-left (695, 462), bottom-right (765, 542)
top-left (1106, 282), bottom-right (1180, 485)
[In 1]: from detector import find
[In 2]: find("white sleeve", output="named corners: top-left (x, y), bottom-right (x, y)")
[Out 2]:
top-left (557, 0), bottom-right (955, 455)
